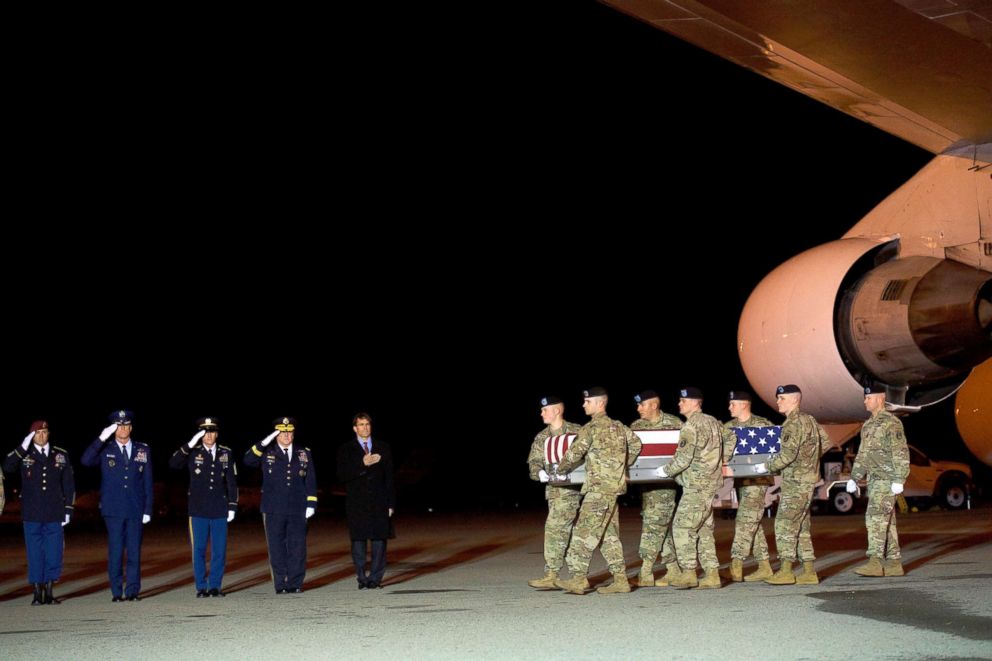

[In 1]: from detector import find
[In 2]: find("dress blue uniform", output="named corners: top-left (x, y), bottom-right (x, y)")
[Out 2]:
top-left (243, 417), bottom-right (317, 593)
top-left (169, 417), bottom-right (238, 596)
top-left (80, 410), bottom-right (153, 601)
top-left (3, 421), bottom-right (75, 604)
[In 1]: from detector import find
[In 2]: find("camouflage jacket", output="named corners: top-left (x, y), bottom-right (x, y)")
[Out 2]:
top-left (527, 421), bottom-right (583, 500)
top-left (852, 410), bottom-right (910, 484)
top-left (767, 408), bottom-right (833, 484)
top-left (631, 412), bottom-right (683, 432)
top-left (723, 414), bottom-right (775, 486)
top-left (665, 410), bottom-right (724, 492)
top-left (558, 413), bottom-right (641, 496)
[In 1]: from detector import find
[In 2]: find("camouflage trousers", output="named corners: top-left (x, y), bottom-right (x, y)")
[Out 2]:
top-left (639, 487), bottom-right (677, 566)
top-left (865, 479), bottom-right (901, 559)
top-left (731, 485), bottom-right (770, 561)
top-left (564, 492), bottom-right (625, 576)
top-left (543, 490), bottom-right (582, 572)
top-left (774, 482), bottom-right (815, 562)
top-left (672, 488), bottom-right (718, 571)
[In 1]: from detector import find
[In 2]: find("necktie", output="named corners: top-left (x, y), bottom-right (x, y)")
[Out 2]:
top-left (284, 448), bottom-right (290, 462)
top-left (363, 442), bottom-right (369, 455)
top-left (121, 444), bottom-right (129, 463)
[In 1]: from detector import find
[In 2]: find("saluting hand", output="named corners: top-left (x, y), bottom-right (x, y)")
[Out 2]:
top-left (99, 423), bottom-right (118, 442)
top-left (259, 430), bottom-right (279, 447)
top-left (21, 431), bottom-right (35, 451)
top-left (188, 430), bottom-right (206, 448)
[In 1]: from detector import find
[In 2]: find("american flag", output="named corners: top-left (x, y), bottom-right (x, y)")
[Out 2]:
top-left (731, 426), bottom-right (782, 457)
top-left (544, 429), bottom-right (679, 463)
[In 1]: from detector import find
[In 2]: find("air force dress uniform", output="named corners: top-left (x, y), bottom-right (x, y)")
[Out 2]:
top-left (243, 417), bottom-right (317, 593)
top-left (169, 417), bottom-right (238, 597)
top-left (3, 421), bottom-right (75, 604)
top-left (80, 410), bottom-right (153, 601)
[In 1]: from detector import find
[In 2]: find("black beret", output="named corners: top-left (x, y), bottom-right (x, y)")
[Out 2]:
top-left (539, 395), bottom-right (562, 407)
top-left (634, 390), bottom-right (659, 404)
top-left (679, 386), bottom-right (704, 400)
top-left (864, 384), bottom-right (886, 395)
top-left (583, 386), bottom-right (608, 398)
top-left (776, 384), bottom-right (802, 395)
top-left (728, 390), bottom-right (752, 402)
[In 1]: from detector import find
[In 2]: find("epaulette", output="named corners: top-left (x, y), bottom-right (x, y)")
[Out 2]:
top-left (53, 446), bottom-right (68, 453)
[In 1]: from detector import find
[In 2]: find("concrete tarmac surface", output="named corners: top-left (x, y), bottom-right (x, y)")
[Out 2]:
top-left (1, 507), bottom-right (990, 660)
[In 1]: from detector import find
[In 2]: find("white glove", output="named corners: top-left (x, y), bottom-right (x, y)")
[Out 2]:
top-left (227, 510), bottom-right (235, 523)
top-left (891, 482), bottom-right (904, 495)
top-left (99, 423), bottom-right (118, 441)
top-left (846, 479), bottom-right (858, 493)
top-left (142, 514), bottom-right (151, 524)
top-left (752, 463), bottom-right (768, 474)
top-left (260, 430), bottom-right (279, 447)
top-left (305, 507), bottom-right (315, 519)
top-left (655, 465), bottom-right (669, 478)
top-left (538, 469), bottom-right (550, 483)
top-left (22, 431), bottom-right (36, 450)
top-left (62, 514), bottom-right (70, 527)
top-left (188, 430), bottom-right (206, 448)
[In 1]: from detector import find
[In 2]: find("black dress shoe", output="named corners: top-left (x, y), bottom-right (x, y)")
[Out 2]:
top-left (44, 581), bottom-right (57, 605)
top-left (196, 589), bottom-right (208, 598)
top-left (288, 588), bottom-right (303, 593)
top-left (209, 588), bottom-right (225, 597)
top-left (112, 596), bottom-right (124, 603)
top-left (367, 582), bottom-right (381, 589)
top-left (31, 584), bottom-right (44, 605)
top-left (358, 583), bottom-right (367, 590)
top-left (276, 589), bottom-right (287, 594)
top-left (126, 595), bottom-right (141, 602)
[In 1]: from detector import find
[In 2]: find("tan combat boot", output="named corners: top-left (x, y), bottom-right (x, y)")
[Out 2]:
top-left (744, 560), bottom-right (773, 582)
top-left (729, 558), bottom-right (744, 582)
top-left (670, 568), bottom-right (699, 589)
top-left (655, 563), bottom-right (681, 587)
top-left (697, 568), bottom-right (722, 589)
top-left (554, 575), bottom-right (590, 595)
top-left (527, 570), bottom-right (559, 589)
top-left (764, 560), bottom-right (796, 585)
top-left (635, 563), bottom-right (655, 587)
top-left (854, 557), bottom-right (884, 577)
top-left (883, 559), bottom-right (905, 576)
top-left (596, 574), bottom-right (631, 594)
top-left (795, 561), bottom-right (819, 585)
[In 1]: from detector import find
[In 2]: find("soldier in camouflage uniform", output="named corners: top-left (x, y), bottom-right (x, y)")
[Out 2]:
top-left (846, 385), bottom-right (910, 577)
top-left (526, 395), bottom-right (583, 589)
top-left (554, 387), bottom-right (641, 595)
top-left (753, 384), bottom-right (834, 585)
top-left (656, 387), bottom-right (724, 589)
top-left (630, 389), bottom-right (682, 587)
top-left (722, 389), bottom-right (775, 582)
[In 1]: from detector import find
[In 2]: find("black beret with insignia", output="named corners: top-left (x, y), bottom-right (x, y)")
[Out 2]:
top-left (863, 384), bottom-right (886, 395)
top-left (776, 384), bottom-right (802, 395)
top-left (583, 386), bottom-right (608, 398)
top-left (539, 395), bottom-right (562, 407)
top-left (728, 390), bottom-right (752, 402)
top-left (634, 390), bottom-right (659, 404)
top-left (679, 386), bottom-right (703, 400)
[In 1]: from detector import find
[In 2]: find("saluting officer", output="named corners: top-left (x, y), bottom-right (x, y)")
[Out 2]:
top-left (81, 410), bottom-right (153, 602)
top-left (243, 417), bottom-right (317, 594)
top-left (169, 417), bottom-right (238, 597)
top-left (3, 421), bottom-right (75, 604)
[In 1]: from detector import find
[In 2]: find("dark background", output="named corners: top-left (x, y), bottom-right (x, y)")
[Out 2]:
top-left (3, 2), bottom-right (984, 513)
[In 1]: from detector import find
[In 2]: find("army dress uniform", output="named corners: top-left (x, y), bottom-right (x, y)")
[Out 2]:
top-left (243, 417), bottom-right (317, 593)
top-left (852, 396), bottom-right (910, 576)
top-left (80, 410), bottom-right (153, 601)
top-left (630, 406), bottom-right (683, 586)
top-left (169, 417), bottom-right (238, 596)
top-left (526, 413), bottom-right (582, 587)
top-left (664, 400), bottom-right (724, 589)
top-left (3, 421), bottom-right (75, 604)
top-left (555, 391), bottom-right (641, 595)
top-left (722, 407), bottom-right (775, 580)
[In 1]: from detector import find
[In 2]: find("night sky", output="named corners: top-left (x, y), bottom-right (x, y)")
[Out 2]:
top-left (7, 3), bottom-right (980, 509)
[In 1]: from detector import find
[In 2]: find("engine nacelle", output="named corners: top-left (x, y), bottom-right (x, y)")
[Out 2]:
top-left (956, 359), bottom-right (992, 467)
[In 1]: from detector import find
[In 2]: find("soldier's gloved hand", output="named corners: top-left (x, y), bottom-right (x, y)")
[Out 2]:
top-left (655, 465), bottom-right (669, 478)
top-left (99, 423), bottom-right (118, 442)
top-left (259, 430), bottom-right (279, 447)
top-left (305, 507), bottom-right (315, 519)
top-left (891, 482), bottom-right (904, 495)
top-left (538, 469), bottom-right (550, 483)
top-left (188, 430), bottom-right (206, 448)
top-left (22, 431), bottom-right (35, 451)
top-left (142, 514), bottom-right (151, 524)
top-left (752, 463), bottom-right (768, 474)
top-left (62, 514), bottom-right (70, 527)
top-left (227, 510), bottom-right (235, 523)
top-left (846, 479), bottom-right (858, 493)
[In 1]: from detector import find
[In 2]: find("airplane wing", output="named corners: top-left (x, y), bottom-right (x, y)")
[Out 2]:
top-left (600, 0), bottom-right (992, 153)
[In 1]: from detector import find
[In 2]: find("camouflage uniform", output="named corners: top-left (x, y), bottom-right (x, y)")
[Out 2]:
top-left (527, 421), bottom-right (583, 573)
top-left (766, 408), bottom-right (832, 562)
top-left (631, 414), bottom-right (682, 569)
top-left (852, 410), bottom-right (910, 560)
top-left (722, 414), bottom-right (775, 561)
top-left (558, 413), bottom-right (641, 577)
top-left (666, 410), bottom-right (723, 571)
